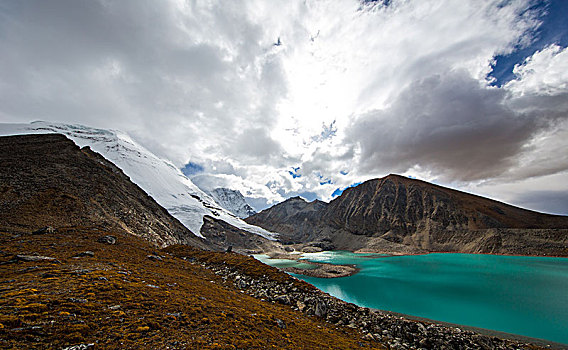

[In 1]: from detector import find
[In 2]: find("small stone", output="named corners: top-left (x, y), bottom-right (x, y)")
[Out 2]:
top-left (274, 295), bottom-right (290, 305)
top-left (314, 300), bottom-right (328, 318)
top-left (75, 251), bottom-right (94, 258)
top-left (275, 318), bottom-right (286, 329)
top-left (97, 235), bottom-right (116, 245)
top-left (67, 297), bottom-right (88, 303)
top-left (108, 305), bottom-right (121, 310)
top-left (61, 343), bottom-right (95, 350)
top-left (32, 226), bottom-right (55, 235)
top-left (15, 254), bottom-right (58, 263)
top-left (146, 255), bottom-right (162, 261)
top-left (417, 322), bottom-right (427, 334)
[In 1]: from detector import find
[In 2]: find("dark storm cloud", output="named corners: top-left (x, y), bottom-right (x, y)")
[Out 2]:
top-left (345, 70), bottom-right (566, 181)
top-left (0, 0), bottom-right (285, 164)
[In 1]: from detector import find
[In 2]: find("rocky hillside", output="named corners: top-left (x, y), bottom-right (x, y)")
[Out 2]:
top-left (208, 188), bottom-right (256, 218)
top-left (0, 134), bottom-right (206, 249)
top-left (0, 134), bottom-right (275, 253)
top-left (0, 121), bottom-right (275, 241)
top-left (246, 175), bottom-right (568, 256)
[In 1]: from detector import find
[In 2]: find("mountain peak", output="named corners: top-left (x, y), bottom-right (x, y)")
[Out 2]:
top-left (208, 188), bottom-right (257, 219)
top-left (248, 174), bottom-right (568, 256)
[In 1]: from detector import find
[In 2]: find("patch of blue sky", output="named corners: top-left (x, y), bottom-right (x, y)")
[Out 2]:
top-left (489, 0), bottom-right (568, 86)
top-left (288, 166), bottom-right (301, 178)
top-left (331, 181), bottom-right (363, 198)
top-left (181, 162), bottom-right (204, 176)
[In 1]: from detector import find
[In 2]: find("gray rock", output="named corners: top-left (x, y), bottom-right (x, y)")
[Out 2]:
top-left (147, 254), bottom-right (162, 261)
top-left (75, 251), bottom-right (94, 257)
top-left (32, 226), bottom-right (55, 235)
top-left (67, 297), bottom-right (88, 303)
top-left (238, 279), bottom-right (248, 289)
top-left (61, 344), bottom-right (95, 350)
top-left (275, 318), bottom-right (286, 329)
top-left (15, 254), bottom-right (58, 262)
top-left (97, 235), bottom-right (116, 245)
top-left (314, 300), bottom-right (327, 318)
top-left (274, 295), bottom-right (291, 305)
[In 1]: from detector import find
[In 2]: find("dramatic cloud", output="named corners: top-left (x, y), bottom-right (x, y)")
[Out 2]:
top-left (1, 0), bottom-right (567, 213)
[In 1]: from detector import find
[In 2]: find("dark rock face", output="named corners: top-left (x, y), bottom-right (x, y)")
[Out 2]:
top-left (0, 134), bottom-right (209, 249)
top-left (208, 188), bottom-right (257, 218)
top-left (97, 235), bottom-right (117, 245)
top-left (199, 215), bottom-right (279, 254)
top-left (246, 175), bottom-right (568, 255)
top-left (246, 197), bottom-right (328, 244)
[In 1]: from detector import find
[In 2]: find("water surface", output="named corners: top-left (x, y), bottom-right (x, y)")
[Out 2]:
top-left (254, 254), bottom-right (318, 270)
top-left (268, 251), bottom-right (568, 344)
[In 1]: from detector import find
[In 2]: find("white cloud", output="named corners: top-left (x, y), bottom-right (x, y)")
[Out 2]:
top-left (505, 44), bottom-right (568, 96)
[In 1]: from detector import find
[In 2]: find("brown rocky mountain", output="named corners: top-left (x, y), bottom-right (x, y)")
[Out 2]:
top-left (246, 174), bottom-right (568, 256)
top-left (0, 134), bottom-right (275, 252)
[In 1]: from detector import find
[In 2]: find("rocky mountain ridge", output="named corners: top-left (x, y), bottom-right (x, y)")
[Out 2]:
top-left (0, 134), bottom-right (275, 253)
top-left (0, 134), bottom-right (204, 248)
top-left (207, 188), bottom-right (257, 218)
top-left (0, 121), bottom-right (275, 241)
top-left (246, 174), bottom-right (568, 255)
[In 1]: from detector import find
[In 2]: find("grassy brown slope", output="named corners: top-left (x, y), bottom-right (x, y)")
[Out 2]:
top-left (0, 226), bottom-right (378, 349)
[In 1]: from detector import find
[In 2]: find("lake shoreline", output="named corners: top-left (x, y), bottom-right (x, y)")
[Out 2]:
top-left (259, 250), bottom-right (568, 345)
top-left (262, 250), bottom-right (568, 279)
top-left (355, 249), bottom-right (568, 258)
top-left (374, 309), bottom-right (568, 349)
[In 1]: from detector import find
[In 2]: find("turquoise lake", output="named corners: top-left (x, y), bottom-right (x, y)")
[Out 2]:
top-left (262, 251), bottom-right (568, 344)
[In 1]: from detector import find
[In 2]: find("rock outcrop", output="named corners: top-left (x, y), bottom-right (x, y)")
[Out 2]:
top-left (207, 188), bottom-right (257, 218)
top-left (246, 175), bottom-right (568, 256)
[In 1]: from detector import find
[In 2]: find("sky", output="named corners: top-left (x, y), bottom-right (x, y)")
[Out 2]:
top-left (1, 0), bottom-right (567, 214)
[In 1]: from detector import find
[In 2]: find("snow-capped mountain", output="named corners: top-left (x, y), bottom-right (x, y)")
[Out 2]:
top-left (0, 121), bottom-right (276, 240)
top-left (208, 188), bottom-right (257, 219)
